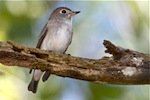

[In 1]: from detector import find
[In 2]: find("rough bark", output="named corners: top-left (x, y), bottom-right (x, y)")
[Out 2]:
top-left (0, 40), bottom-right (149, 84)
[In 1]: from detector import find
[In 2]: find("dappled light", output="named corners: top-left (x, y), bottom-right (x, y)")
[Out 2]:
top-left (0, 1), bottom-right (149, 100)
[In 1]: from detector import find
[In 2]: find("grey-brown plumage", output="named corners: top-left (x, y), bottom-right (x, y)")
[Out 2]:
top-left (42, 71), bottom-right (51, 82)
top-left (28, 7), bottom-right (80, 93)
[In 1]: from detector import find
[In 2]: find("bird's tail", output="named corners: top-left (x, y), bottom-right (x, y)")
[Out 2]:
top-left (28, 70), bottom-right (43, 93)
top-left (28, 78), bottom-right (39, 93)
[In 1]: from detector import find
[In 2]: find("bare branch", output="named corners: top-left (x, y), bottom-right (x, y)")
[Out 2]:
top-left (0, 40), bottom-right (149, 84)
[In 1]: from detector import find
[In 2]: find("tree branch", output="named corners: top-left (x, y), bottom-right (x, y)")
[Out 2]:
top-left (0, 40), bottom-right (149, 84)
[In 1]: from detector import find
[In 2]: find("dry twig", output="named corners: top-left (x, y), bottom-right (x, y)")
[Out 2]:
top-left (0, 40), bottom-right (149, 84)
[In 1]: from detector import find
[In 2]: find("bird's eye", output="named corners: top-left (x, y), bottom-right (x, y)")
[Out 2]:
top-left (61, 10), bottom-right (66, 14)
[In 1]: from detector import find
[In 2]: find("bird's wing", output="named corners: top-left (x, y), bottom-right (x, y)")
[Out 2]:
top-left (29, 23), bottom-right (48, 74)
top-left (36, 23), bottom-right (48, 48)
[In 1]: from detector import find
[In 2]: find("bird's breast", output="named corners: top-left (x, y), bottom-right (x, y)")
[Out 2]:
top-left (41, 23), bottom-right (72, 53)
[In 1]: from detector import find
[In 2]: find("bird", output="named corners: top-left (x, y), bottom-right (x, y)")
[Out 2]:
top-left (28, 7), bottom-right (80, 93)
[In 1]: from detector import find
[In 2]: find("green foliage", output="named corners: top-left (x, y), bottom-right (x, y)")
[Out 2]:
top-left (7, 16), bottom-right (33, 42)
top-left (89, 84), bottom-right (125, 100)
top-left (0, 1), bottom-right (149, 100)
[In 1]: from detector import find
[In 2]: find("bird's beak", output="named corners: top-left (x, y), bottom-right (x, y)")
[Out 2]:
top-left (71, 11), bottom-right (80, 16)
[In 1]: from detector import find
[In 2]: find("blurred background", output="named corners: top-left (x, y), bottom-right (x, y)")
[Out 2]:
top-left (0, 1), bottom-right (149, 100)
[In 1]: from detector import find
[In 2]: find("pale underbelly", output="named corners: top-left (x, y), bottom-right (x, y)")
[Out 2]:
top-left (41, 33), bottom-right (71, 53)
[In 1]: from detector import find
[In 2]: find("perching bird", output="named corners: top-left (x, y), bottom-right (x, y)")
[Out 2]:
top-left (28, 7), bottom-right (80, 93)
